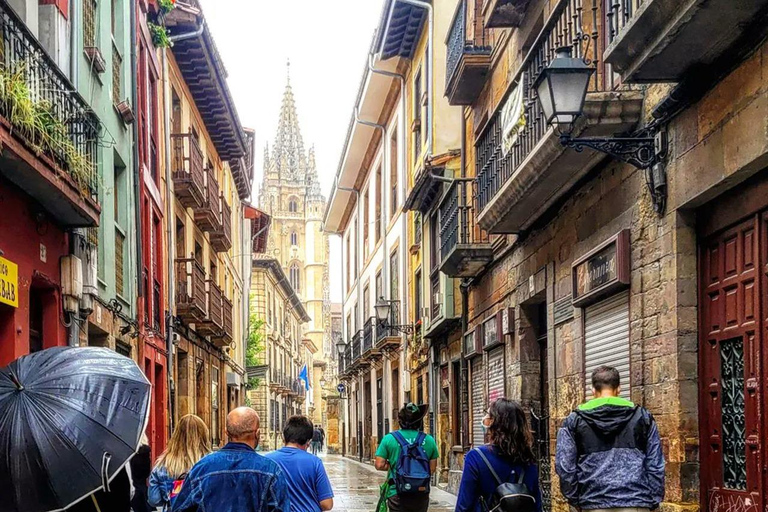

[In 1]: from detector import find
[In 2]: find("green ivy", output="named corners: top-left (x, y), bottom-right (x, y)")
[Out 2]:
top-left (148, 22), bottom-right (172, 48)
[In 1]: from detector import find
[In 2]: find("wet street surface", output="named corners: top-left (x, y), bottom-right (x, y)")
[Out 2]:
top-left (320, 453), bottom-right (457, 512)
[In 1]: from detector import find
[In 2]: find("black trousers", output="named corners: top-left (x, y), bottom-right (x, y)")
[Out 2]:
top-left (387, 493), bottom-right (431, 512)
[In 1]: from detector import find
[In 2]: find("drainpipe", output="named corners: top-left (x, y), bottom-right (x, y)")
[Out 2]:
top-left (168, 19), bottom-right (205, 43)
top-left (459, 114), bottom-right (470, 449)
top-left (130, 1), bottom-right (144, 308)
top-left (162, 12), bottom-right (207, 437)
top-left (69, 0), bottom-right (78, 82)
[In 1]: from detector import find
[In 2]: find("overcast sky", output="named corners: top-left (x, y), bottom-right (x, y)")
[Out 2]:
top-left (199, 0), bottom-right (385, 304)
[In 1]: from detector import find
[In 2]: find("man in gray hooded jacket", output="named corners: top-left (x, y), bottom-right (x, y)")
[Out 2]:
top-left (555, 366), bottom-right (665, 512)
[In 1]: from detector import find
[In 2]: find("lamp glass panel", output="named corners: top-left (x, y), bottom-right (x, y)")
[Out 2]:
top-left (536, 76), bottom-right (555, 123)
top-left (375, 302), bottom-right (390, 322)
top-left (550, 71), bottom-right (591, 117)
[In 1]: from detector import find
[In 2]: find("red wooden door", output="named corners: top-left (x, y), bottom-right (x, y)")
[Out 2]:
top-left (700, 216), bottom-right (762, 512)
top-left (143, 345), bottom-right (167, 460)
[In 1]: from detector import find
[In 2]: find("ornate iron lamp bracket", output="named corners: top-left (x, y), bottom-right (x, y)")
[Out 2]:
top-left (559, 134), bottom-right (657, 169)
top-left (559, 130), bottom-right (668, 214)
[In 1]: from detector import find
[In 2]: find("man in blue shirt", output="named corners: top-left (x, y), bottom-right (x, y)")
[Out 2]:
top-left (172, 407), bottom-right (290, 512)
top-left (266, 416), bottom-right (334, 512)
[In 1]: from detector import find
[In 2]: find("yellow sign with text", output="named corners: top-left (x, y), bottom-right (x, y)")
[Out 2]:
top-left (0, 257), bottom-right (19, 308)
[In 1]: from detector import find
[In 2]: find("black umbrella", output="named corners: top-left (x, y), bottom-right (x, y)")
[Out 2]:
top-left (0, 346), bottom-right (151, 512)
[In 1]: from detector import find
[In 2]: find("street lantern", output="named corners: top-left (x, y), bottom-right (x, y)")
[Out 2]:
top-left (533, 47), bottom-right (667, 215)
top-left (375, 297), bottom-right (391, 323)
top-left (335, 339), bottom-right (347, 355)
top-left (533, 46), bottom-right (594, 126)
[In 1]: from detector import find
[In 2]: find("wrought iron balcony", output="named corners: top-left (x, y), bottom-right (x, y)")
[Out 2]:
top-left (194, 168), bottom-right (223, 233)
top-left (361, 318), bottom-right (375, 357)
top-left (475, 0), bottom-right (643, 233)
top-left (210, 195), bottom-right (232, 252)
top-left (0, 2), bottom-right (101, 227)
top-left (439, 179), bottom-right (492, 277)
top-left (218, 295), bottom-right (233, 345)
top-left (375, 308), bottom-right (402, 351)
top-left (445, 0), bottom-right (492, 106)
top-left (176, 258), bottom-right (206, 324)
top-left (172, 133), bottom-right (205, 209)
top-left (604, 0), bottom-right (768, 83)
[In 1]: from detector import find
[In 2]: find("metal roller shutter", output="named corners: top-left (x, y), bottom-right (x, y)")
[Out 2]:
top-left (584, 291), bottom-right (630, 399)
top-left (487, 346), bottom-right (505, 405)
top-left (471, 357), bottom-right (485, 447)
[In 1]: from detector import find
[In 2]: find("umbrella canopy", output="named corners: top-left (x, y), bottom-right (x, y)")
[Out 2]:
top-left (0, 347), bottom-right (151, 512)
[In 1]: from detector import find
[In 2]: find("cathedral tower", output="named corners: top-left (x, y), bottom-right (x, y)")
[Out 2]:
top-left (259, 65), bottom-right (331, 423)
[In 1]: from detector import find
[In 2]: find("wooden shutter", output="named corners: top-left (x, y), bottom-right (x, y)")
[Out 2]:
top-left (584, 291), bottom-right (630, 398)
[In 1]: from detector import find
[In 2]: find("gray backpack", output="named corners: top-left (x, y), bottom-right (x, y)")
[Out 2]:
top-left (475, 448), bottom-right (537, 512)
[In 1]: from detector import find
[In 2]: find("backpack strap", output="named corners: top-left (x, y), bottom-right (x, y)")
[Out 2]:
top-left (473, 447), bottom-right (503, 486)
top-left (517, 465), bottom-right (526, 485)
top-left (414, 431), bottom-right (426, 448)
top-left (391, 431), bottom-right (410, 448)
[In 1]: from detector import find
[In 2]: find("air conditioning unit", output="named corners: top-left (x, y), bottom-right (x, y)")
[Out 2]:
top-left (61, 255), bottom-right (83, 314)
top-left (172, 332), bottom-right (182, 345)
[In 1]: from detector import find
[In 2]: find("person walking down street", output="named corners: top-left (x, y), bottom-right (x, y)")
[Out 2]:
top-left (266, 416), bottom-right (334, 512)
top-left (130, 434), bottom-right (153, 512)
top-left (171, 407), bottom-right (290, 512)
top-left (310, 427), bottom-right (322, 455)
top-left (556, 366), bottom-right (665, 512)
top-left (149, 415), bottom-right (211, 511)
top-left (318, 426), bottom-right (326, 453)
top-left (374, 403), bottom-right (439, 512)
top-left (455, 398), bottom-right (542, 512)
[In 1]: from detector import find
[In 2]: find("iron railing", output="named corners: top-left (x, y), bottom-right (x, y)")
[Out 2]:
top-left (475, 0), bottom-right (604, 213)
top-left (606, 0), bottom-right (645, 44)
top-left (439, 179), bottom-right (489, 260)
top-left (445, 0), bottom-right (492, 90)
top-left (351, 330), bottom-right (362, 363)
top-left (376, 307), bottom-right (400, 344)
top-left (363, 318), bottom-right (375, 353)
top-left (0, 3), bottom-right (100, 196)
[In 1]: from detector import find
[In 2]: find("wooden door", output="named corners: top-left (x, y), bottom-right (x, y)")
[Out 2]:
top-left (700, 216), bottom-right (762, 512)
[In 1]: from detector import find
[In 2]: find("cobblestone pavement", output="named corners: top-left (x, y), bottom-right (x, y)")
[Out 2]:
top-left (319, 453), bottom-right (457, 512)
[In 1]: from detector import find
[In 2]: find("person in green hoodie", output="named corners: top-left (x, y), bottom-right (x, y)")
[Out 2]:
top-left (555, 366), bottom-right (665, 512)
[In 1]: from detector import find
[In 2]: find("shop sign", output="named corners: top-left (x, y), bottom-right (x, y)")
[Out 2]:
top-left (572, 230), bottom-right (630, 307)
top-left (0, 256), bottom-right (19, 308)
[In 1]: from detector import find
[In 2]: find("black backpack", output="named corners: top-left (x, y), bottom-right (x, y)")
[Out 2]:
top-left (474, 448), bottom-right (537, 512)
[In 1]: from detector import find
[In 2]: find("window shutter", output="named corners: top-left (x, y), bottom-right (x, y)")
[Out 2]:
top-left (584, 291), bottom-right (630, 399)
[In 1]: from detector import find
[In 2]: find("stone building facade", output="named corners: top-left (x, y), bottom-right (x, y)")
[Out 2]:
top-left (438, 0), bottom-right (768, 509)
top-left (259, 71), bottom-right (332, 425)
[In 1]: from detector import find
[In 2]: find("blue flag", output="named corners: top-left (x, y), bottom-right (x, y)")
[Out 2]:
top-left (298, 364), bottom-right (310, 391)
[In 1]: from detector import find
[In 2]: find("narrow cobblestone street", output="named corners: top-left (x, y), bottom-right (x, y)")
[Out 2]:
top-left (319, 454), bottom-right (457, 512)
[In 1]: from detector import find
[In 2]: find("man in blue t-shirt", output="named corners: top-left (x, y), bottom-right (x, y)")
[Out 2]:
top-left (266, 415), bottom-right (334, 512)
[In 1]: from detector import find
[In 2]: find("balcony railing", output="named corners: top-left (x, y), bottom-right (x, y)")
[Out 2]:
top-left (439, 179), bottom-right (492, 277)
top-left (445, 0), bottom-right (492, 105)
top-left (362, 318), bottom-right (375, 354)
top-left (475, 0), bottom-right (603, 214)
top-left (606, 0), bottom-right (645, 46)
top-left (0, 3), bottom-right (100, 224)
top-left (194, 168), bottom-right (222, 232)
top-left (172, 133), bottom-right (205, 208)
top-left (210, 195), bottom-right (232, 252)
top-left (199, 280), bottom-right (224, 339)
top-left (176, 258), bottom-right (206, 323)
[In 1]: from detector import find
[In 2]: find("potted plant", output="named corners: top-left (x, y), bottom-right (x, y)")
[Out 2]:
top-left (148, 22), bottom-right (172, 48)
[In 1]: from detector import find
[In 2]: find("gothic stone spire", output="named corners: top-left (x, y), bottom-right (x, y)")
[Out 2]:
top-left (270, 61), bottom-right (306, 180)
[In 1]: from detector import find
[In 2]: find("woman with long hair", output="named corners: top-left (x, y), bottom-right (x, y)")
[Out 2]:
top-left (455, 398), bottom-right (542, 512)
top-left (148, 414), bottom-right (211, 511)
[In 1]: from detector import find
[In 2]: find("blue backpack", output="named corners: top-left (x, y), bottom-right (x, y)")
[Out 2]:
top-left (391, 431), bottom-right (431, 494)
